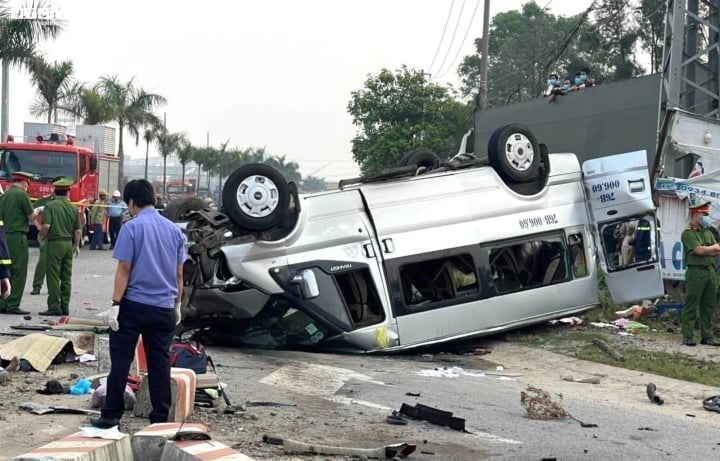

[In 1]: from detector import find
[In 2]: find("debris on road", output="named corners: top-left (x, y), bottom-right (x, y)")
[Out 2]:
top-left (520, 385), bottom-right (568, 420)
top-left (703, 395), bottom-right (720, 413)
top-left (646, 383), bottom-right (664, 405)
top-left (592, 338), bottom-right (624, 361)
top-left (263, 434), bottom-right (417, 459)
top-left (398, 402), bottom-right (466, 431)
top-left (549, 316), bottom-right (583, 326)
top-left (562, 375), bottom-right (601, 384)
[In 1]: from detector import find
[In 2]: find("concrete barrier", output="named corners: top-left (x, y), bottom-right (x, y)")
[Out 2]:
top-left (134, 368), bottom-right (197, 422)
top-left (160, 439), bottom-right (256, 461)
top-left (131, 423), bottom-right (208, 461)
top-left (12, 432), bottom-right (133, 460)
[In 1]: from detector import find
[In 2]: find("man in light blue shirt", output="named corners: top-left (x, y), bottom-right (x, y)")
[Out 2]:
top-left (105, 190), bottom-right (127, 250)
top-left (91, 179), bottom-right (186, 429)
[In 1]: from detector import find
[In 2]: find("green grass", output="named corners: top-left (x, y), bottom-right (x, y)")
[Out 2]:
top-left (510, 328), bottom-right (720, 387)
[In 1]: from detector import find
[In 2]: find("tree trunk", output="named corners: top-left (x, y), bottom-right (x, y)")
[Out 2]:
top-left (144, 140), bottom-right (149, 180)
top-left (181, 164), bottom-right (186, 198)
top-left (162, 155), bottom-right (167, 199)
top-left (47, 107), bottom-right (52, 124)
top-left (197, 163), bottom-right (201, 194)
top-left (117, 122), bottom-right (125, 188)
top-left (1, 61), bottom-right (10, 142)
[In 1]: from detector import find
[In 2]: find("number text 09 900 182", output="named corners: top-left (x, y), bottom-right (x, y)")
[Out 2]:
top-left (519, 213), bottom-right (558, 229)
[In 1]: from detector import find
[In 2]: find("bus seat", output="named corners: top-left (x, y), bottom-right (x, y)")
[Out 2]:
top-left (542, 255), bottom-right (566, 285)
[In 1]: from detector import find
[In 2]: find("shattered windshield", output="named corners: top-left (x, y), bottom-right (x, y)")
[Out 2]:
top-left (0, 149), bottom-right (77, 181)
top-left (192, 295), bottom-right (331, 349)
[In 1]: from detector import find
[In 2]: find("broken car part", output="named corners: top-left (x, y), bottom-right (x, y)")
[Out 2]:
top-left (399, 403), bottom-right (466, 431)
top-left (646, 383), bottom-right (664, 405)
top-left (263, 435), bottom-right (416, 459)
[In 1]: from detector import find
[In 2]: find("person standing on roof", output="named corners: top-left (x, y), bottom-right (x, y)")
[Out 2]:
top-left (38, 178), bottom-right (82, 316)
top-left (30, 192), bottom-right (55, 295)
top-left (90, 190), bottom-right (108, 250)
top-left (106, 190), bottom-right (127, 250)
top-left (0, 172), bottom-right (36, 315)
top-left (681, 199), bottom-right (720, 346)
top-left (91, 179), bottom-right (186, 429)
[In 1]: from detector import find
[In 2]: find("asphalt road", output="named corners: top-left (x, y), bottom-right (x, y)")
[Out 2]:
top-left (1, 248), bottom-right (719, 460)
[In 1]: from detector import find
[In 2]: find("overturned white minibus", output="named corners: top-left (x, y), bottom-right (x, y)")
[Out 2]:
top-left (170, 125), bottom-right (664, 352)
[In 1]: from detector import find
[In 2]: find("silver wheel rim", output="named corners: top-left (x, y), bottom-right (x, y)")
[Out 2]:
top-left (504, 133), bottom-right (535, 172)
top-left (236, 174), bottom-right (280, 218)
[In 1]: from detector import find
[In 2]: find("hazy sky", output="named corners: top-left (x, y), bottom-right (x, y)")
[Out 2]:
top-left (6, 0), bottom-right (595, 181)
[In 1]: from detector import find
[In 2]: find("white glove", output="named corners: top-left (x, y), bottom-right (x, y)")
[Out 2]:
top-left (98, 304), bottom-right (120, 331)
top-left (73, 247), bottom-right (80, 258)
top-left (0, 278), bottom-right (10, 299)
top-left (34, 206), bottom-right (44, 214)
top-left (174, 302), bottom-right (182, 326)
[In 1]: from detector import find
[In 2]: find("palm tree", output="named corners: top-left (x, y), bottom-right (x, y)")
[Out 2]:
top-left (142, 122), bottom-right (164, 180)
top-left (0, 1), bottom-right (62, 138)
top-left (26, 55), bottom-right (73, 123)
top-left (176, 141), bottom-right (195, 196)
top-left (97, 75), bottom-right (166, 186)
top-left (155, 130), bottom-right (186, 197)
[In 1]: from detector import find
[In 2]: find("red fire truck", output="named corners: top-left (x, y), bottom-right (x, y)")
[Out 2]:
top-left (0, 133), bottom-right (120, 240)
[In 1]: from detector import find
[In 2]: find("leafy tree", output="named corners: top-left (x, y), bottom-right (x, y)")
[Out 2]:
top-left (459, 2), bottom-right (605, 105)
top-left (96, 75), bottom-right (166, 186)
top-left (26, 56), bottom-right (73, 123)
top-left (155, 130), bottom-right (186, 197)
top-left (301, 175), bottom-right (327, 192)
top-left (176, 141), bottom-right (195, 194)
top-left (0, 1), bottom-right (62, 137)
top-left (263, 154), bottom-right (301, 184)
top-left (348, 66), bottom-right (472, 174)
top-left (593, 0), bottom-right (644, 79)
top-left (635, 0), bottom-right (666, 74)
top-left (142, 127), bottom-right (159, 180)
top-left (64, 84), bottom-right (114, 125)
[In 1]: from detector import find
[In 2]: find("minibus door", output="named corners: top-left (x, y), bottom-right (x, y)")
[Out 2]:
top-left (582, 150), bottom-right (665, 303)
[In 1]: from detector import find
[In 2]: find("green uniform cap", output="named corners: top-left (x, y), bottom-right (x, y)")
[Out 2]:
top-left (11, 171), bottom-right (32, 182)
top-left (52, 177), bottom-right (74, 189)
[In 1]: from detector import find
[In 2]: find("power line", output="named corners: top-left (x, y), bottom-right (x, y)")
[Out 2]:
top-left (426, 0), bottom-right (456, 75)
top-left (435, 0), bottom-right (482, 80)
top-left (433, 0), bottom-right (467, 80)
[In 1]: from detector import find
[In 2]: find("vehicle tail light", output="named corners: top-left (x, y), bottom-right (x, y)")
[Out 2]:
top-left (5, 135), bottom-right (13, 142)
top-left (36, 135), bottom-right (44, 143)
top-left (66, 135), bottom-right (74, 145)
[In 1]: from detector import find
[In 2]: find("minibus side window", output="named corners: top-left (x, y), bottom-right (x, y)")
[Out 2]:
top-left (334, 269), bottom-right (385, 329)
top-left (569, 233), bottom-right (588, 278)
top-left (484, 233), bottom-right (571, 294)
top-left (399, 254), bottom-right (478, 307)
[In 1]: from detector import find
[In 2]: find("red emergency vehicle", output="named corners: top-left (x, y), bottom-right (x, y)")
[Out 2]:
top-left (0, 133), bottom-right (120, 239)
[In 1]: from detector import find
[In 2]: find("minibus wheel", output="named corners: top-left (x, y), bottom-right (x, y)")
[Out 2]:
top-left (398, 150), bottom-right (442, 171)
top-left (222, 163), bottom-right (290, 232)
top-left (488, 124), bottom-right (541, 182)
top-left (164, 197), bottom-right (206, 222)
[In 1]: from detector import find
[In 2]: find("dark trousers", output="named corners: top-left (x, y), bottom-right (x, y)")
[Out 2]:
top-left (109, 217), bottom-right (122, 248)
top-left (90, 223), bottom-right (104, 249)
top-left (102, 298), bottom-right (175, 423)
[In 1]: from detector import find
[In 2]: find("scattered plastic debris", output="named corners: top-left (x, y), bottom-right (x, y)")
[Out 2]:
top-left (646, 383), bottom-right (664, 405)
top-left (549, 316), bottom-right (583, 326)
top-left (415, 366), bottom-right (515, 381)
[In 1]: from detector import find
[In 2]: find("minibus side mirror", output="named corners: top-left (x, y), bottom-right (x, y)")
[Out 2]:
top-left (291, 269), bottom-right (320, 299)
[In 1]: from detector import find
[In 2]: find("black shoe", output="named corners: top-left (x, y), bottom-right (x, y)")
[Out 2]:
top-left (38, 310), bottom-right (62, 316)
top-left (701, 338), bottom-right (720, 346)
top-left (683, 338), bottom-right (697, 346)
top-left (89, 416), bottom-right (119, 429)
top-left (4, 309), bottom-right (30, 315)
top-left (30, 288), bottom-right (40, 295)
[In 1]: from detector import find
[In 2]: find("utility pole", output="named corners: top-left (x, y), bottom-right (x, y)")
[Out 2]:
top-left (478, 0), bottom-right (491, 111)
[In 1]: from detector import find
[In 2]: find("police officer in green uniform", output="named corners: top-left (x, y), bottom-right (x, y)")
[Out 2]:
top-left (681, 199), bottom-right (720, 346)
top-left (0, 172), bottom-right (36, 315)
top-left (30, 193), bottom-right (55, 295)
top-left (38, 178), bottom-right (81, 316)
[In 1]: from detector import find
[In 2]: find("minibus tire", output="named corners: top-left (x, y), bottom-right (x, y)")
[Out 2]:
top-left (488, 124), bottom-right (541, 182)
top-left (222, 164), bottom-right (290, 232)
top-left (164, 197), bottom-right (206, 222)
top-left (398, 150), bottom-right (441, 171)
